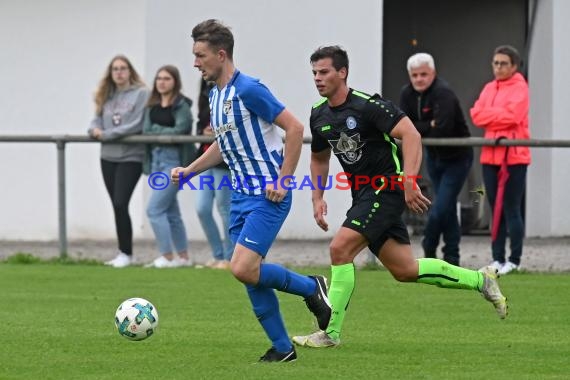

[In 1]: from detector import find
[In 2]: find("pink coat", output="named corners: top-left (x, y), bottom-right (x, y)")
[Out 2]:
top-left (470, 72), bottom-right (531, 165)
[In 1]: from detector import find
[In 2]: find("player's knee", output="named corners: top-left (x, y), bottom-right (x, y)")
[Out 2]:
top-left (231, 264), bottom-right (256, 284)
top-left (230, 265), bottom-right (246, 281)
top-left (329, 241), bottom-right (353, 264)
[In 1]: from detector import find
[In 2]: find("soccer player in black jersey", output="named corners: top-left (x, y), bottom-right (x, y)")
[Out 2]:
top-left (292, 46), bottom-right (508, 348)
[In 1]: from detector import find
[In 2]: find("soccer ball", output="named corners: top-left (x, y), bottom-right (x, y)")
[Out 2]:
top-left (114, 297), bottom-right (159, 341)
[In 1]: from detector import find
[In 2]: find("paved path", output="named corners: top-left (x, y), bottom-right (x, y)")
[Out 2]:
top-left (1, 235), bottom-right (569, 272)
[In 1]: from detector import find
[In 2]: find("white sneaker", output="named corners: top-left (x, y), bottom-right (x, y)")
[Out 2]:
top-left (489, 261), bottom-right (503, 272)
top-left (105, 252), bottom-right (131, 268)
top-left (498, 261), bottom-right (519, 275)
top-left (145, 256), bottom-right (180, 268)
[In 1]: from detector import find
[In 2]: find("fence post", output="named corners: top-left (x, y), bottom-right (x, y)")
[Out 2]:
top-left (56, 140), bottom-right (67, 259)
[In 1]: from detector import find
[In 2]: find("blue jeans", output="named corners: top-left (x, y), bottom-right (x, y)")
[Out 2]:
top-left (482, 164), bottom-right (527, 265)
top-left (195, 168), bottom-right (233, 261)
top-left (146, 147), bottom-right (188, 255)
top-left (422, 150), bottom-right (473, 265)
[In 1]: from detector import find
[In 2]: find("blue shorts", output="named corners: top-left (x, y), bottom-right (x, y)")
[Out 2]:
top-left (228, 191), bottom-right (292, 257)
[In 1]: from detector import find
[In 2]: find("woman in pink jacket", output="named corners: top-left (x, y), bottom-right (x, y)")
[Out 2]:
top-left (470, 45), bottom-right (530, 275)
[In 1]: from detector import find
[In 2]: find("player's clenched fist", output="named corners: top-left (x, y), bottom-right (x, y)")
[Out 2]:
top-left (170, 167), bottom-right (186, 184)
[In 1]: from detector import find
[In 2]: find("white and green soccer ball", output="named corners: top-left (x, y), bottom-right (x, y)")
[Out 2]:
top-left (114, 298), bottom-right (159, 341)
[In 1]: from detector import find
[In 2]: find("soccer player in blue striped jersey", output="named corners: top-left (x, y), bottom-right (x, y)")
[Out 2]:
top-left (170, 19), bottom-right (331, 363)
top-left (292, 46), bottom-right (508, 349)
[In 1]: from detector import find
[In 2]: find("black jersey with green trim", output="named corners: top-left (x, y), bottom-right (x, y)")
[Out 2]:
top-left (310, 89), bottom-right (406, 195)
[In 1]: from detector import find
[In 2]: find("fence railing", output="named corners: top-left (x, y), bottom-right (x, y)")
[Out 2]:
top-left (2, 134), bottom-right (569, 259)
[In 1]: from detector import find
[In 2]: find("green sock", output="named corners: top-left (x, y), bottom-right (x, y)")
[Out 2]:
top-left (325, 263), bottom-right (355, 340)
top-left (416, 258), bottom-right (483, 291)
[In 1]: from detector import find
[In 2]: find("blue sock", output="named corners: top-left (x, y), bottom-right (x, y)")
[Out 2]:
top-left (246, 284), bottom-right (291, 353)
top-left (258, 263), bottom-right (316, 297)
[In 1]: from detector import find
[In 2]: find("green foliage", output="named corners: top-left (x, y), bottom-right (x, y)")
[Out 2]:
top-left (2, 253), bottom-right (102, 266)
top-left (0, 264), bottom-right (568, 379)
top-left (4, 252), bottom-right (42, 264)
top-left (45, 256), bottom-right (102, 266)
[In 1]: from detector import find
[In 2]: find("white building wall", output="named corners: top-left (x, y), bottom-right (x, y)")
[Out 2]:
top-left (527, 0), bottom-right (570, 237)
top-left (0, 0), bottom-right (382, 240)
top-left (549, 0), bottom-right (570, 235)
top-left (0, 0), bottom-right (147, 240)
top-left (527, 0), bottom-right (554, 236)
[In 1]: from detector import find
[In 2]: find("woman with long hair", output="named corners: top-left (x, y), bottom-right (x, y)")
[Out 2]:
top-left (88, 55), bottom-right (149, 268)
top-left (143, 65), bottom-right (195, 268)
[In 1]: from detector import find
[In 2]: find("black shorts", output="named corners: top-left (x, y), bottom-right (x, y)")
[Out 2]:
top-left (342, 189), bottom-right (410, 255)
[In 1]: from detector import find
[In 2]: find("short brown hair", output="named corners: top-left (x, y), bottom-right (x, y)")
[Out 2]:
top-left (310, 45), bottom-right (349, 73)
top-left (191, 19), bottom-right (234, 60)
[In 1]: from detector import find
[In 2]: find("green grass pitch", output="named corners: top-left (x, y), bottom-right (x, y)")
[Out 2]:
top-left (1, 261), bottom-right (569, 379)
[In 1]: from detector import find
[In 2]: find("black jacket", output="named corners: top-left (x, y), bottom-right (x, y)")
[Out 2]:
top-left (399, 77), bottom-right (471, 160)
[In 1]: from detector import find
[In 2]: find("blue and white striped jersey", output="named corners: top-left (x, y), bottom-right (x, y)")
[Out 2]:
top-left (209, 70), bottom-right (286, 195)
